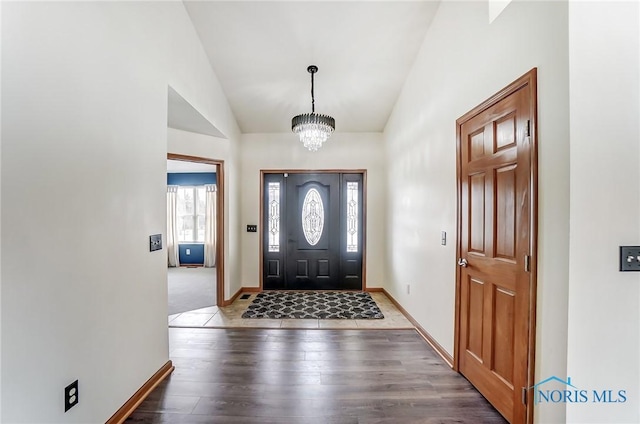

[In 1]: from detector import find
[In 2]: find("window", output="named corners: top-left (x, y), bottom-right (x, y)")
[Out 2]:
top-left (268, 182), bottom-right (281, 252)
top-left (346, 181), bottom-right (359, 252)
top-left (177, 186), bottom-right (206, 242)
top-left (302, 188), bottom-right (324, 246)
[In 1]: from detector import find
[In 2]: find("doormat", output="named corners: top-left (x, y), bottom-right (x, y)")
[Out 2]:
top-left (241, 291), bottom-right (384, 319)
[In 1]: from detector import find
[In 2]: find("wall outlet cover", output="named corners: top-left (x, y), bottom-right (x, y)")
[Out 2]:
top-left (65, 380), bottom-right (78, 412)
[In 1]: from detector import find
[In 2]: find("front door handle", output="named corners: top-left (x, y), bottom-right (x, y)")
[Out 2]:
top-left (457, 258), bottom-right (468, 267)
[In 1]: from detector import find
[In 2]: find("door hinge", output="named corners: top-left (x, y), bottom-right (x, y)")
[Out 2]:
top-left (526, 119), bottom-right (531, 137)
top-left (522, 388), bottom-right (528, 405)
top-left (524, 255), bottom-right (531, 272)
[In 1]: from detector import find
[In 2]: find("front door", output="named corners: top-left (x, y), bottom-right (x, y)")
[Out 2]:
top-left (455, 70), bottom-right (537, 424)
top-left (263, 172), bottom-right (363, 290)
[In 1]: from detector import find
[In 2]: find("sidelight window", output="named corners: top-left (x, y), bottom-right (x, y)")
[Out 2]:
top-left (346, 181), bottom-right (359, 252)
top-left (268, 182), bottom-right (281, 252)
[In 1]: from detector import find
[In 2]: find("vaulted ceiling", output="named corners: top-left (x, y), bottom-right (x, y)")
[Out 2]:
top-left (183, 1), bottom-right (440, 134)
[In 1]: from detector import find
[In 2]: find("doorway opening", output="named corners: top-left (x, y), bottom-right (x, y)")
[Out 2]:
top-left (167, 153), bottom-right (225, 311)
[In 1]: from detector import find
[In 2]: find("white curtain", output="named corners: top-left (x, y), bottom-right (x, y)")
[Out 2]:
top-left (204, 184), bottom-right (217, 268)
top-left (167, 185), bottom-right (180, 267)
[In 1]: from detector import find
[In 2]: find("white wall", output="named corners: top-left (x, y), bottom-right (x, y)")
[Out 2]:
top-left (567, 2), bottom-right (640, 423)
top-left (383, 1), bottom-right (570, 423)
top-left (167, 128), bottom-right (241, 300)
top-left (239, 132), bottom-right (386, 289)
top-left (1, 2), bottom-right (238, 422)
top-left (0, 0), bottom-right (3, 418)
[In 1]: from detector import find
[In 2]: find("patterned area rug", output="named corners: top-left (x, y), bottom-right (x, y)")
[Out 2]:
top-left (242, 291), bottom-right (384, 319)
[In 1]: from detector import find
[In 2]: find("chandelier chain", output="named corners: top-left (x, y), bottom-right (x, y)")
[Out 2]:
top-left (310, 71), bottom-right (315, 113)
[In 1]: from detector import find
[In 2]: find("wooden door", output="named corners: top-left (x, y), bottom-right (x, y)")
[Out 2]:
top-left (455, 69), bottom-right (537, 424)
top-left (262, 172), bottom-right (364, 290)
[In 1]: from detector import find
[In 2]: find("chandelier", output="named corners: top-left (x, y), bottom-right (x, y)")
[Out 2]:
top-left (291, 65), bottom-right (335, 151)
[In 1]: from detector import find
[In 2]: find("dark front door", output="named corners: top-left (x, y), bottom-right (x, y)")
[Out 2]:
top-left (286, 173), bottom-right (340, 289)
top-left (263, 172), bottom-right (363, 290)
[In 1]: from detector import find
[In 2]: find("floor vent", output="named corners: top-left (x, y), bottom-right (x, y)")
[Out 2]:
top-left (240, 294), bottom-right (251, 300)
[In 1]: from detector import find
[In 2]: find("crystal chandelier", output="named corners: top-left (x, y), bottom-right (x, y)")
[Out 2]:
top-left (292, 65), bottom-right (335, 151)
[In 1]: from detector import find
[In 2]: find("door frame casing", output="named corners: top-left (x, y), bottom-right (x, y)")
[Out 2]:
top-left (167, 153), bottom-right (225, 307)
top-left (453, 68), bottom-right (538, 423)
top-left (259, 169), bottom-right (368, 291)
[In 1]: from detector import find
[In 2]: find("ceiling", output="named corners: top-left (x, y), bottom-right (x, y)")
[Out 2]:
top-left (168, 86), bottom-right (226, 138)
top-left (183, 1), bottom-right (440, 134)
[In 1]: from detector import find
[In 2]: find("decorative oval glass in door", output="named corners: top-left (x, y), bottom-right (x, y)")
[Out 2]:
top-left (301, 188), bottom-right (324, 246)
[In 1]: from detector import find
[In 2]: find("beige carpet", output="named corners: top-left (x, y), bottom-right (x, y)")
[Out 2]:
top-left (167, 267), bottom-right (216, 315)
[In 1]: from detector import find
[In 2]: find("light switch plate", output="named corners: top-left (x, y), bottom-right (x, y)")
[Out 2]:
top-left (619, 246), bottom-right (640, 271)
top-left (150, 234), bottom-right (162, 252)
top-left (247, 225), bottom-right (258, 233)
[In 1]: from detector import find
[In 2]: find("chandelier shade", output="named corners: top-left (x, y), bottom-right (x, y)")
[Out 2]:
top-left (291, 113), bottom-right (335, 152)
top-left (291, 65), bottom-right (335, 151)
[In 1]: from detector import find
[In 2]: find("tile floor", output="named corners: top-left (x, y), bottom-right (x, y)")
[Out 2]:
top-left (168, 292), bottom-right (414, 330)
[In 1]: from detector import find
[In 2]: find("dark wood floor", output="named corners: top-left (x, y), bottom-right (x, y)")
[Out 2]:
top-left (126, 328), bottom-right (506, 423)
